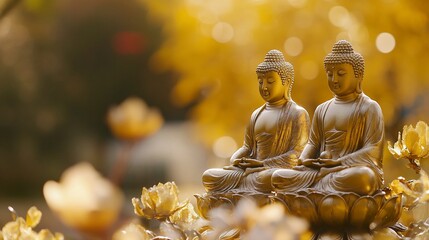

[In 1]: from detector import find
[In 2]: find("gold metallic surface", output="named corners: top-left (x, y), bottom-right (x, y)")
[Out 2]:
top-left (267, 41), bottom-right (402, 238)
top-left (201, 49), bottom-right (310, 194)
top-left (198, 41), bottom-right (405, 239)
top-left (272, 40), bottom-right (384, 196)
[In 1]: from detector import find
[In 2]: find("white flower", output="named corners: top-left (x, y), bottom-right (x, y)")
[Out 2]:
top-left (43, 162), bottom-right (124, 232)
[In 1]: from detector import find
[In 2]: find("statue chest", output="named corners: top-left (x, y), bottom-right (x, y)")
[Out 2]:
top-left (324, 101), bottom-right (355, 132)
top-left (254, 108), bottom-right (281, 136)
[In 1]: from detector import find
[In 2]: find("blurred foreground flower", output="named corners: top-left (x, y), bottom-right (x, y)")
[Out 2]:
top-left (0, 206), bottom-right (63, 240)
top-left (207, 198), bottom-right (308, 240)
top-left (388, 177), bottom-right (421, 210)
top-left (388, 121), bottom-right (429, 173)
top-left (389, 170), bottom-right (429, 205)
top-left (387, 171), bottom-right (429, 238)
top-left (43, 162), bottom-right (124, 233)
top-left (132, 182), bottom-right (184, 220)
top-left (107, 97), bottom-right (163, 141)
top-left (112, 221), bottom-right (150, 240)
top-left (107, 97), bottom-right (163, 185)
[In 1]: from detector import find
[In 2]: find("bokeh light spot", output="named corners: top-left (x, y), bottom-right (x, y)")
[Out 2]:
top-left (197, 10), bottom-right (217, 24)
top-left (349, 25), bottom-right (369, 42)
top-left (336, 32), bottom-right (350, 41)
top-left (329, 6), bottom-right (350, 27)
top-left (212, 22), bottom-right (234, 43)
top-left (213, 136), bottom-right (237, 158)
top-left (300, 61), bottom-right (319, 80)
top-left (284, 37), bottom-right (303, 56)
top-left (376, 32), bottom-right (396, 53)
top-left (288, 0), bottom-right (307, 8)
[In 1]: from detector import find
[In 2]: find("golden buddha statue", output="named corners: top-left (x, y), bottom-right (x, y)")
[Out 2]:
top-left (272, 40), bottom-right (384, 195)
top-left (202, 50), bottom-right (310, 194)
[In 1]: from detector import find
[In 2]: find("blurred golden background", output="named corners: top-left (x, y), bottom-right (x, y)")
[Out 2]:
top-left (0, 0), bottom-right (428, 237)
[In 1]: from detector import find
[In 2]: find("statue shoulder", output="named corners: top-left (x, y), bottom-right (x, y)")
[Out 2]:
top-left (314, 99), bottom-right (334, 116)
top-left (250, 105), bottom-right (266, 120)
top-left (360, 94), bottom-right (383, 117)
top-left (291, 103), bottom-right (310, 120)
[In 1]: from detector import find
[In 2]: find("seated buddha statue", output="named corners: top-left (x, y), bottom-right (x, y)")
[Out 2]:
top-left (202, 50), bottom-right (310, 194)
top-left (272, 40), bottom-right (384, 195)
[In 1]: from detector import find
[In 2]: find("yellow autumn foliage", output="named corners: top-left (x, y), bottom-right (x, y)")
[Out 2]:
top-left (138, 0), bottom-right (429, 149)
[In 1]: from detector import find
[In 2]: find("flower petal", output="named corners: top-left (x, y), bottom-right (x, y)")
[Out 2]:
top-left (387, 141), bottom-right (402, 159)
top-left (155, 182), bottom-right (179, 217)
top-left (349, 196), bottom-right (378, 228)
top-left (141, 187), bottom-right (156, 211)
top-left (38, 229), bottom-right (56, 240)
top-left (112, 222), bottom-right (149, 240)
top-left (404, 129), bottom-right (420, 155)
top-left (416, 121), bottom-right (427, 138)
top-left (132, 198), bottom-right (145, 217)
top-left (370, 195), bottom-right (402, 230)
top-left (170, 200), bottom-right (198, 226)
top-left (26, 206), bottom-right (42, 228)
top-left (2, 220), bottom-right (20, 239)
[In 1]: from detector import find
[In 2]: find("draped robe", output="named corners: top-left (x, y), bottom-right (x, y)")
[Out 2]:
top-left (202, 101), bottom-right (310, 193)
top-left (272, 94), bottom-right (384, 194)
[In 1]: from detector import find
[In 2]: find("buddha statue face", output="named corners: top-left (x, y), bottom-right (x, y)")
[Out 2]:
top-left (257, 71), bottom-right (286, 103)
top-left (325, 63), bottom-right (361, 97)
top-left (324, 40), bottom-right (365, 96)
top-left (256, 50), bottom-right (294, 102)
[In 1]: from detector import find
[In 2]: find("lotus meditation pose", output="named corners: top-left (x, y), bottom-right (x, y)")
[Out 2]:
top-left (272, 40), bottom-right (384, 195)
top-left (202, 50), bottom-right (310, 194)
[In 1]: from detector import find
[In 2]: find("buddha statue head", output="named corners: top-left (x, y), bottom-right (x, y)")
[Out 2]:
top-left (256, 50), bottom-right (294, 102)
top-left (324, 40), bottom-right (364, 96)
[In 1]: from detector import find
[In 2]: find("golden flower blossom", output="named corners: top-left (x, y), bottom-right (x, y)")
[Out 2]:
top-left (388, 121), bottom-right (429, 160)
top-left (0, 206), bottom-right (64, 240)
top-left (170, 201), bottom-right (196, 224)
top-left (132, 182), bottom-right (184, 220)
top-left (388, 170), bottom-right (429, 208)
top-left (170, 201), bottom-right (208, 231)
top-left (43, 162), bottom-right (124, 233)
top-left (389, 177), bottom-right (420, 197)
top-left (107, 97), bottom-right (163, 141)
top-left (387, 171), bottom-right (429, 238)
top-left (388, 121), bottom-right (429, 173)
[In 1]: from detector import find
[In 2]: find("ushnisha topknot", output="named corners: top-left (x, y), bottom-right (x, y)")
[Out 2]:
top-left (256, 49), bottom-right (294, 97)
top-left (324, 40), bottom-right (364, 78)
